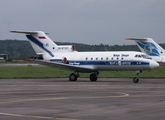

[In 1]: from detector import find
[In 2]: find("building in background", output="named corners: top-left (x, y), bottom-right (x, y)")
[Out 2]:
top-left (0, 54), bottom-right (8, 61)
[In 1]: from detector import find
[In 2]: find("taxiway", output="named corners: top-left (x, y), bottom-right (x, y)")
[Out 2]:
top-left (0, 78), bottom-right (165, 120)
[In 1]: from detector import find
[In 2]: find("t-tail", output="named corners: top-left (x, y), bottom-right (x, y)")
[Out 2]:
top-left (126, 38), bottom-right (165, 63)
top-left (10, 31), bottom-right (76, 60)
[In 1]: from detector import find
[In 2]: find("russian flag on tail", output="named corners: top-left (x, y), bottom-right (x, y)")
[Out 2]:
top-left (38, 36), bottom-right (46, 39)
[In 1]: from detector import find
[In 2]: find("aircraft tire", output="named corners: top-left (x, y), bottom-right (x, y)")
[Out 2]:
top-left (90, 73), bottom-right (98, 81)
top-left (133, 77), bottom-right (139, 83)
top-left (69, 73), bottom-right (77, 81)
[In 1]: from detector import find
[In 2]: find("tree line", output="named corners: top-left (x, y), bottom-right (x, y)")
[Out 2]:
top-left (0, 40), bottom-right (165, 60)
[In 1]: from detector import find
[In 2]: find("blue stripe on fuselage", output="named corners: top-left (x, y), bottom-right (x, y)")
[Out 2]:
top-left (68, 60), bottom-right (148, 65)
top-left (50, 59), bottom-right (149, 66)
top-left (26, 35), bottom-right (54, 57)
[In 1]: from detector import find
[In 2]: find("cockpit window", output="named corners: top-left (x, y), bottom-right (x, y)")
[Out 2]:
top-left (135, 54), bottom-right (148, 59)
top-left (138, 55), bottom-right (142, 58)
top-left (135, 55), bottom-right (138, 57)
top-left (141, 55), bottom-right (147, 58)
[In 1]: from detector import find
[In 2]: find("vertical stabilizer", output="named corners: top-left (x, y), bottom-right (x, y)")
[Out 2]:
top-left (10, 31), bottom-right (57, 60)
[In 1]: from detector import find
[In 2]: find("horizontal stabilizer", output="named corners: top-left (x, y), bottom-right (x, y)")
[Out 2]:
top-left (10, 31), bottom-right (38, 34)
top-left (125, 38), bottom-right (147, 41)
top-left (10, 31), bottom-right (49, 35)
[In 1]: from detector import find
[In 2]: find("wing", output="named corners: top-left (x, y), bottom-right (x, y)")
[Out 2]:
top-left (34, 60), bottom-right (96, 73)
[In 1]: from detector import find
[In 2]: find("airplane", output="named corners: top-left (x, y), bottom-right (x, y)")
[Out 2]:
top-left (125, 38), bottom-right (165, 66)
top-left (10, 31), bottom-right (159, 83)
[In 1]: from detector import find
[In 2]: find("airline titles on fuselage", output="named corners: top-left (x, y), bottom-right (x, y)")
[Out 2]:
top-left (113, 54), bottom-right (129, 57)
top-left (68, 54), bottom-right (142, 65)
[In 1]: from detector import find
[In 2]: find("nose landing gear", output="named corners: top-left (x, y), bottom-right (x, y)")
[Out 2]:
top-left (133, 77), bottom-right (139, 83)
top-left (133, 70), bottom-right (142, 83)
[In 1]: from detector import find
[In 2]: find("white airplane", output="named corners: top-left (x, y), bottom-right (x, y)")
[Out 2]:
top-left (125, 38), bottom-right (165, 66)
top-left (10, 31), bottom-right (159, 83)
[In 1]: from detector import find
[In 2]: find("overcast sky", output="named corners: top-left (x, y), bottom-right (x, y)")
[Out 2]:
top-left (0, 0), bottom-right (165, 45)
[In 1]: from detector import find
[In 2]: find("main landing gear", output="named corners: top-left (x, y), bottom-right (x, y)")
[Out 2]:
top-left (133, 70), bottom-right (142, 83)
top-left (69, 72), bottom-right (99, 81)
top-left (89, 72), bottom-right (99, 81)
top-left (69, 71), bottom-right (142, 83)
top-left (69, 72), bottom-right (79, 81)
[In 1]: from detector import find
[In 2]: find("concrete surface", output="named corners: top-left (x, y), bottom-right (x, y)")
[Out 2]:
top-left (0, 78), bottom-right (165, 120)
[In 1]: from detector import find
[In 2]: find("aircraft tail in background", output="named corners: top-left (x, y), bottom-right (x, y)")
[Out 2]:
top-left (126, 38), bottom-right (165, 63)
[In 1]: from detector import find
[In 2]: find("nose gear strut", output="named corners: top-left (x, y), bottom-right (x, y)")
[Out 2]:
top-left (133, 70), bottom-right (142, 83)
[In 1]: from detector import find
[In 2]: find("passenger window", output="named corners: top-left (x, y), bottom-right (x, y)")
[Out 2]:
top-left (111, 57), bottom-right (113, 60)
top-left (86, 57), bottom-right (88, 60)
top-left (91, 58), bottom-right (93, 60)
top-left (101, 57), bottom-right (103, 60)
top-left (106, 57), bottom-right (108, 60)
top-left (138, 55), bottom-right (141, 58)
top-left (117, 58), bottom-right (119, 60)
top-left (135, 55), bottom-right (138, 57)
top-left (96, 57), bottom-right (98, 60)
top-left (121, 57), bottom-right (123, 60)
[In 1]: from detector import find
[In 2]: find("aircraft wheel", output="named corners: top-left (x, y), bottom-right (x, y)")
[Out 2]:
top-left (90, 73), bottom-right (98, 81)
top-left (69, 73), bottom-right (77, 81)
top-left (133, 77), bottom-right (139, 83)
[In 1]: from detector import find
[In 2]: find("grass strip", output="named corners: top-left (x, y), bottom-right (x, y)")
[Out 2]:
top-left (0, 66), bottom-right (164, 79)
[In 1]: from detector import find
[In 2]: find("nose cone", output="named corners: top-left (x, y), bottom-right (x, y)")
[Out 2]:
top-left (150, 60), bottom-right (159, 69)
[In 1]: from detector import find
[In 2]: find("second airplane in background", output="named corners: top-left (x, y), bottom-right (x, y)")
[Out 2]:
top-left (126, 38), bottom-right (165, 66)
top-left (11, 31), bottom-right (159, 83)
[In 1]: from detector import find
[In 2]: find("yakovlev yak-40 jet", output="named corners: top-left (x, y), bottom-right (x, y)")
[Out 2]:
top-left (11, 31), bottom-right (159, 83)
top-left (126, 38), bottom-right (165, 67)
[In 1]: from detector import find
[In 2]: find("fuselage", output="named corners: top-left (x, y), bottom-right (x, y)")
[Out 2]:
top-left (10, 31), bottom-right (160, 82)
top-left (49, 51), bottom-right (158, 72)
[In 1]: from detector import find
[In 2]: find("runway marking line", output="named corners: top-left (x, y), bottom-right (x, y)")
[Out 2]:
top-left (0, 112), bottom-right (78, 120)
top-left (128, 94), bottom-right (165, 97)
top-left (1, 92), bottom-right (165, 104)
top-left (0, 97), bottom-right (69, 104)
top-left (0, 112), bottom-right (53, 119)
top-left (0, 92), bottom-right (129, 119)
top-left (0, 92), bottom-right (129, 104)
